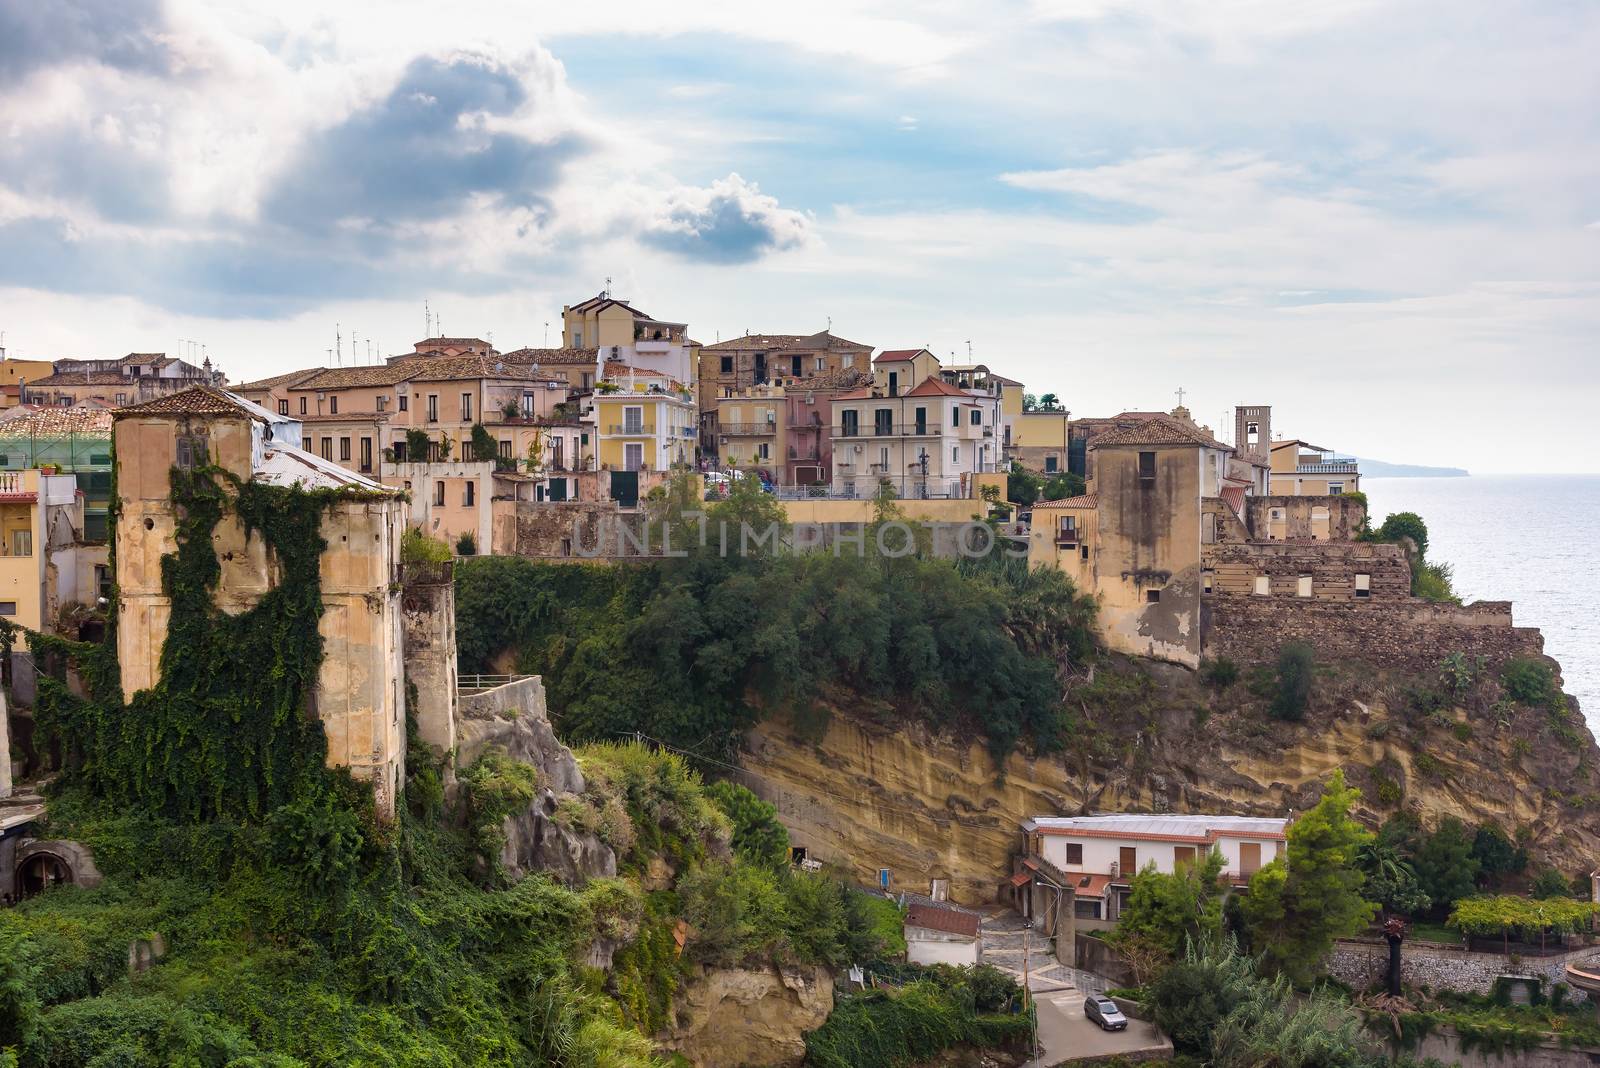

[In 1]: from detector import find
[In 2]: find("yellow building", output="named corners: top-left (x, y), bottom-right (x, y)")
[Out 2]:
top-left (563, 292), bottom-right (693, 387)
top-left (0, 358), bottom-right (57, 409)
top-left (1013, 407), bottom-right (1071, 473)
top-left (713, 384), bottom-right (786, 476)
top-left (113, 385), bottom-right (410, 819)
top-left (871, 348), bottom-right (941, 395)
top-left (593, 363), bottom-right (696, 474)
top-left (1269, 439), bottom-right (1361, 496)
top-left (1029, 415), bottom-right (1232, 667)
top-left (0, 469), bottom-right (105, 634)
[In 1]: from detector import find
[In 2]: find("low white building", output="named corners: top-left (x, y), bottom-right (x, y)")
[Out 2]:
top-left (904, 900), bottom-right (981, 966)
top-left (1015, 813), bottom-right (1288, 930)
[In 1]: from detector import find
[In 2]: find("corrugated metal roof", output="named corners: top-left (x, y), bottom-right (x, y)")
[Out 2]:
top-left (1022, 813), bottom-right (1288, 841)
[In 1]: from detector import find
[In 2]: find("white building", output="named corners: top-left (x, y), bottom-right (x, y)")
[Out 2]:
top-left (904, 900), bottom-right (981, 966)
top-left (1016, 813), bottom-right (1288, 929)
top-left (829, 375), bottom-right (999, 498)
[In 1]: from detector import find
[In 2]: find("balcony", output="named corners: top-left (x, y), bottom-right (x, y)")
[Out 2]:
top-left (721, 422), bottom-right (778, 436)
top-left (787, 446), bottom-right (820, 461)
top-left (832, 423), bottom-right (944, 438)
top-left (1296, 461), bottom-right (1359, 475)
top-left (607, 424), bottom-right (655, 436)
top-left (633, 339), bottom-right (677, 354)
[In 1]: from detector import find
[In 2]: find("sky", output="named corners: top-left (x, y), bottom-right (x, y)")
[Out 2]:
top-left (1, 1), bottom-right (1597, 472)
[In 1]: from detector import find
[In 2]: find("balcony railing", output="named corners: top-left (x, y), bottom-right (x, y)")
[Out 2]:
top-left (832, 423), bottom-right (944, 438)
top-left (721, 422), bottom-right (778, 436)
top-left (1296, 461), bottom-right (1359, 474)
top-left (787, 447), bottom-right (820, 460)
top-left (607, 424), bottom-right (655, 436)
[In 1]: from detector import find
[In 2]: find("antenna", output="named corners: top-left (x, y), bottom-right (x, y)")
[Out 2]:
top-left (425, 299), bottom-right (432, 339)
top-left (604, 276), bottom-right (612, 298)
top-left (544, 322), bottom-right (549, 347)
top-left (966, 340), bottom-right (973, 359)
top-left (336, 323), bottom-right (342, 367)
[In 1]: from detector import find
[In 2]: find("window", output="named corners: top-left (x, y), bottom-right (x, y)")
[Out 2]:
top-left (951, 445), bottom-right (959, 463)
top-left (1245, 420), bottom-right (1260, 447)
top-left (1074, 898), bottom-right (1102, 920)
top-left (0, 602), bottom-right (14, 617)
top-left (329, 396), bottom-right (338, 415)
top-left (843, 354), bottom-right (855, 369)
top-left (840, 410), bottom-right (859, 437)
top-left (95, 564), bottom-right (112, 601)
top-left (498, 439), bottom-right (512, 458)
top-left (1058, 515), bottom-right (1078, 544)
top-left (427, 395), bottom-right (439, 422)
top-left (463, 481), bottom-right (475, 507)
top-left (1240, 842), bottom-right (1262, 875)
top-left (176, 435), bottom-right (208, 469)
top-left (461, 393), bottom-right (473, 421)
top-left (1045, 455), bottom-right (1058, 473)
top-left (873, 408), bottom-right (892, 436)
top-left (433, 481), bottom-right (445, 506)
top-left (1119, 847), bottom-right (1137, 875)
top-left (399, 394), bottom-right (408, 412)
top-left (914, 406), bottom-right (928, 433)
top-left (572, 331), bottom-right (582, 347)
top-left (299, 397), bottom-right (307, 415)
top-left (1297, 574), bottom-right (1313, 598)
top-left (1145, 588), bottom-right (1161, 603)
top-left (522, 391), bottom-right (536, 416)
top-left (359, 438), bottom-right (373, 472)
top-left (315, 437), bottom-right (330, 459)
top-left (9, 531), bottom-right (32, 556)
top-left (1254, 575), bottom-right (1271, 596)
top-left (1328, 481), bottom-right (1344, 495)
top-left (1202, 569), bottom-right (1215, 593)
top-left (1138, 451), bottom-right (1156, 481)
top-left (377, 396), bottom-right (387, 412)
top-left (791, 355), bottom-right (803, 375)
top-left (277, 400), bottom-right (289, 415)
top-left (339, 437), bottom-right (351, 462)
top-left (720, 356), bottom-right (733, 373)
top-left (623, 405), bottom-right (644, 434)
top-left (1174, 846), bottom-right (1196, 869)
top-left (814, 356), bottom-right (825, 371)
top-left (757, 442), bottom-right (770, 460)
top-left (1065, 843), bottom-right (1084, 865)
top-left (951, 404), bottom-right (960, 426)
top-left (302, 437), bottom-right (312, 451)
top-left (1355, 573), bottom-right (1371, 598)
top-left (623, 442), bottom-right (643, 471)
top-left (116, 393), bottom-right (128, 405)
top-left (970, 408), bottom-right (981, 425)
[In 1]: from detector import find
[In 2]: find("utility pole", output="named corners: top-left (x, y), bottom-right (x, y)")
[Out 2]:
top-left (1023, 923), bottom-right (1038, 1059)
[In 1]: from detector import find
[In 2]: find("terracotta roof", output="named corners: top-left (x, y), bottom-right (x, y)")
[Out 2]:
top-left (501, 347), bottom-right (600, 365)
top-left (1089, 415), bottom-right (1230, 451)
top-left (1033, 493), bottom-right (1098, 510)
top-left (297, 365), bottom-right (421, 389)
top-left (602, 360), bottom-right (672, 380)
top-left (1054, 872), bottom-right (1116, 898)
top-left (114, 385), bottom-right (264, 419)
top-left (29, 371), bottom-right (130, 386)
top-left (567, 294), bottom-right (656, 319)
top-left (1270, 439), bottom-right (1332, 453)
top-left (0, 406), bottom-right (114, 438)
top-left (905, 903), bottom-right (980, 939)
top-left (233, 368), bottom-right (327, 392)
top-left (702, 331), bottom-right (872, 353)
top-left (297, 411), bottom-right (390, 423)
top-left (413, 336), bottom-right (491, 349)
top-left (406, 356), bottom-right (545, 383)
top-left (904, 376), bottom-right (971, 398)
top-left (874, 348), bottom-right (928, 363)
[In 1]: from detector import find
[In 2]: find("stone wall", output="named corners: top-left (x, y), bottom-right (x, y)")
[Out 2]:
top-left (1405, 1027), bottom-right (1600, 1068)
top-left (1326, 938), bottom-right (1595, 1002)
top-left (508, 500), bottom-right (647, 559)
top-left (1202, 540), bottom-right (1412, 599)
top-left (1244, 494), bottom-right (1368, 541)
top-left (1203, 596), bottom-right (1545, 673)
top-left (401, 572), bottom-right (457, 757)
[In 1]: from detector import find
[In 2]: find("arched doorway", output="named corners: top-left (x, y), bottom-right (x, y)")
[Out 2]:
top-left (17, 851), bottom-right (73, 899)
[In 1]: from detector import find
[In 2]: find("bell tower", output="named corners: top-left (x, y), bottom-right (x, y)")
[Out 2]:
top-left (1234, 405), bottom-right (1272, 463)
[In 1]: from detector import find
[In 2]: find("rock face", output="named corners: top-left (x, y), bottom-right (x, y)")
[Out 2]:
top-left (660, 963), bottom-right (834, 1068)
top-left (738, 658), bottom-right (1600, 905)
top-left (455, 675), bottom-right (616, 886)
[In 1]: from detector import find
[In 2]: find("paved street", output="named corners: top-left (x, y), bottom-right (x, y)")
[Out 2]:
top-left (979, 911), bottom-right (1171, 1068)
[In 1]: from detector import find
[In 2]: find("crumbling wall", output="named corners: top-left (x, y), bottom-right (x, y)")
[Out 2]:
top-left (1244, 494), bottom-right (1367, 540)
top-left (401, 569), bottom-right (457, 757)
top-left (1203, 540), bottom-right (1412, 599)
top-left (511, 501), bottom-right (648, 559)
top-left (1203, 597), bottom-right (1546, 673)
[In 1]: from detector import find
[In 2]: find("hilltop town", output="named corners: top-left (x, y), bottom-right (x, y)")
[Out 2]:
top-left (0, 291), bottom-right (1597, 1067)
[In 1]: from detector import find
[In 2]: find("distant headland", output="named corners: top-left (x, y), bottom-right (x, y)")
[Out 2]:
top-left (1353, 457), bottom-right (1471, 478)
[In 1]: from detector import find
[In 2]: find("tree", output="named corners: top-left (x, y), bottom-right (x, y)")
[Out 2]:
top-left (706, 780), bottom-right (790, 868)
top-left (1022, 393), bottom-right (1038, 411)
top-left (1530, 869), bottom-right (1573, 900)
top-left (1413, 817), bottom-right (1480, 914)
top-left (1270, 642), bottom-right (1315, 721)
top-left (1040, 472), bottom-right (1087, 501)
top-left (1376, 512), bottom-right (1429, 557)
top-left (1118, 849), bottom-right (1227, 958)
top-left (1039, 392), bottom-right (1060, 410)
top-left (1471, 824), bottom-right (1525, 886)
top-left (1006, 462), bottom-right (1041, 508)
top-left (1357, 839), bottom-right (1431, 917)
top-left (1241, 770), bottom-right (1375, 981)
top-left (469, 422), bottom-right (497, 462)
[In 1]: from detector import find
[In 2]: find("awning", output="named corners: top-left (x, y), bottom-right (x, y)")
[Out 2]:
top-left (1009, 871), bottom-right (1032, 887)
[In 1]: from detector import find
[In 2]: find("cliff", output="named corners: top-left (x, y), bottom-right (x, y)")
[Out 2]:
top-left (737, 657), bottom-right (1600, 904)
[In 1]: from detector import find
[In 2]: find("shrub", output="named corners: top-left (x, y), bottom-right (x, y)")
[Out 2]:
top-left (1530, 869), bottom-right (1573, 900)
top-left (1377, 512), bottom-right (1430, 557)
top-left (1201, 657), bottom-right (1240, 689)
top-left (1270, 643), bottom-right (1315, 721)
top-left (705, 781), bottom-right (789, 868)
top-left (1502, 658), bottom-right (1558, 708)
top-left (400, 527), bottom-right (452, 568)
top-left (455, 530), bottom-right (477, 556)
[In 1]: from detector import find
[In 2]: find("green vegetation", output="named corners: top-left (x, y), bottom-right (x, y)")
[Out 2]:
top-left (1385, 991), bottom-right (1600, 1057)
top-left (1269, 642), bottom-right (1315, 721)
top-left (455, 530), bottom-right (477, 556)
top-left (1357, 837), bottom-right (1431, 917)
top-left (1367, 510), bottom-right (1460, 604)
top-left (804, 963), bottom-right (1030, 1068)
top-left (1448, 894), bottom-right (1600, 950)
top-left (454, 474), bottom-right (1098, 762)
top-left (1502, 657), bottom-right (1560, 708)
top-left (469, 422), bottom-right (497, 463)
top-left (1114, 850), bottom-right (1226, 979)
top-left (1150, 939), bottom-right (1384, 1067)
top-left (1200, 657), bottom-right (1239, 689)
top-left (1006, 462), bottom-right (1087, 508)
top-left (400, 526), bottom-right (452, 568)
top-left (1241, 770), bottom-right (1375, 981)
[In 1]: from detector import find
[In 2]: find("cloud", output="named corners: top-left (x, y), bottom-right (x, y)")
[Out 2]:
top-left (0, 0), bottom-right (175, 86)
top-left (264, 53), bottom-right (588, 231)
top-left (639, 174), bottom-right (812, 264)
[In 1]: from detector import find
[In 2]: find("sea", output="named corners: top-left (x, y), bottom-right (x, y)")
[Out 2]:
top-left (1361, 475), bottom-right (1600, 735)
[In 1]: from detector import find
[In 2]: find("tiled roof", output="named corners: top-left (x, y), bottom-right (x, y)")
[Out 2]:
top-left (297, 365), bottom-right (421, 389)
top-left (904, 903), bottom-right (979, 939)
top-left (904, 376), bottom-right (971, 398)
top-left (702, 331), bottom-right (872, 352)
top-left (233, 368), bottom-right (327, 392)
top-left (780, 368), bottom-right (874, 390)
top-left (1089, 415), bottom-right (1230, 451)
top-left (114, 385), bottom-right (264, 419)
top-left (1032, 493), bottom-right (1098, 510)
top-left (297, 411), bottom-right (390, 423)
top-left (413, 336), bottom-right (491, 349)
top-left (406, 356), bottom-right (546, 382)
top-left (29, 371), bottom-right (130, 386)
top-left (255, 442), bottom-right (398, 494)
top-left (1022, 813), bottom-right (1288, 842)
top-left (602, 360), bottom-right (671, 379)
top-left (874, 348), bottom-right (927, 363)
top-left (501, 347), bottom-right (600, 365)
top-left (0, 406), bottom-right (114, 438)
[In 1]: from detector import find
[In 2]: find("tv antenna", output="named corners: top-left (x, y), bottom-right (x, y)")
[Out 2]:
top-left (425, 299), bottom-right (432, 339)
top-left (336, 323), bottom-right (343, 367)
top-left (544, 321), bottom-right (549, 347)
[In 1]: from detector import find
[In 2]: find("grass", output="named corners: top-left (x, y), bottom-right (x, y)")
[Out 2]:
top-left (1406, 921), bottom-right (1464, 945)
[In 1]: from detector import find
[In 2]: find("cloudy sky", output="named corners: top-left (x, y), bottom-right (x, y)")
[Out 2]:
top-left (2, 1), bottom-right (1596, 472)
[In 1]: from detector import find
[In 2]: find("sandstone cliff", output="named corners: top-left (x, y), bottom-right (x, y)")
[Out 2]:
top-left (737, 657), bottom-right (1600, 904)
top-left (658, 964), bottom-right (834, 1068)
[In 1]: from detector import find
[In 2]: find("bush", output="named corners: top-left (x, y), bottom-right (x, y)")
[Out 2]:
top-left (1201, 657), bottom-right (1240, 689)
top-left (705, 781), bottom-right (789, 868)
top-left (1270, 643), bottom-right (1315, 721)
top-left (1530, 869), bottom-right (1573, 900)
top-left (1377, 511), bottom-right (1429, 557)
top-left (1502, 659), bottom-right (1558, 708)
top-left (400, 527), bottom-right (452, 568)
top-left (455, 530), bottom-right (477, 556)
top-left (804, 965), bottom-right (1029, 1068)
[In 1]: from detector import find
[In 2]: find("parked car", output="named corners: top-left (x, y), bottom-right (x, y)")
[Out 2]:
top-left (1084, 995), bottom-right (1128, 1031)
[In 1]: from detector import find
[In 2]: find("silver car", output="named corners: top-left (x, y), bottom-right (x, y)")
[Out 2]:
top-left (1085, 995), bottom-right (1128, 1031)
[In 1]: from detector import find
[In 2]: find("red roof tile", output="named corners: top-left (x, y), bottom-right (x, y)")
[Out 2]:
top-left (905, 903), bottom-right (980, 939)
